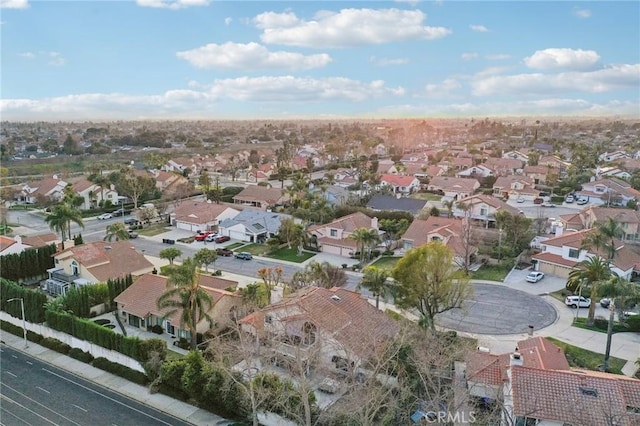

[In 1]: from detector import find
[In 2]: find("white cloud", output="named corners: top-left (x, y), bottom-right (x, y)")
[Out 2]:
top-left (48, 52), bottom-right (66, 66)
top-left (224, 17), bottom-right (232, 25)
top-left (472, 64), bottom-right (640, 96)
top-left (574, 8), bottom-right (591, 18)
top-left (136, 0), bottom-right (209, 10)
top-left (254, 8), bottom-right (451, 48)
top-left (369, 56), bottom-right (409, 66)
top-left (395, 0), bottom-right (421, 6)
top-left (461, 52), bottom-right (478, 61)
top-left (485, 54), bottom-right (510, 60)
top-left (424, 78), bottom-right (462, 97)
top-left (524, 48), bottom-right (600, 71)
top-left (19, 52), bottom-right (35, 59)
top-left (0, 0), bottom-right (29, 9)
top-left (470, 24), bottom-right (489, 32)
top-left (19, 51), bottom-right (66, 66)
top-left (176, 42), bottom-right (332, 71)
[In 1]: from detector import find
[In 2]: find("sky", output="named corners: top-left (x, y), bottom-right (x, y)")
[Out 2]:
top-left (1, 1), bottom-right (639, 121)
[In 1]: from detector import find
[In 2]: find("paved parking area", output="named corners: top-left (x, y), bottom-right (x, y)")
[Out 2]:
top-left (503, 267), bottom-right (567, 295)
top-left (436, 283), bottom-right (557, 335)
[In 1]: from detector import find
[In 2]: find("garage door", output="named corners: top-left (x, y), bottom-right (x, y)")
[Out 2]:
top-left (321, 244), bottom-right (342, 255)
top-left (229, 229), bottom-right (247, 241)
top-left (538, 262), bottom-right (573, 278)
top-left (177, 221), bottom-right (198, 232)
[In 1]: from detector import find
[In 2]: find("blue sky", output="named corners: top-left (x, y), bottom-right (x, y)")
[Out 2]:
top-left (1, 1), bottom-right (638, 121)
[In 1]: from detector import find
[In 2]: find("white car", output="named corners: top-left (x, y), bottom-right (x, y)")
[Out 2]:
top-left (565, 295), bottom-right (591, 309)
top-left (526, 271), bottom-right (545, 283)
top-left (565, 195), bottom-right (575, 203)
top-left (97, 213), bottom-right (113, 220)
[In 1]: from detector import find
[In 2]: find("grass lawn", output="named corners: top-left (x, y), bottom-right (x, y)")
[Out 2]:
top-left (470, 264), bottom-right (511, 281)
top-left (546, 337), bottom-right (626, 374)
top-left (267, 247), bottom-right (316, 263)
top-left (369, 256), bottom-right (402, 271)
top-left (573, 317), bottom-right (629, 334)
top-left (411, 193), bottom-right (442, 202)
top-left (237, 243), bottom-right (269, 255)
top-left (165, 349), bottom-right (186, 361)
top-left (138, 224), bottom-right (172, 236)
top-left (225, 242), bottom-right (246, 251)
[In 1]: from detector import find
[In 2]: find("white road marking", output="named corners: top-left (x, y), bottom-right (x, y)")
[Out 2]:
top-left (0, 393), bottom-right (58, 425)
top-left (11, 355), bottom-right (18, 359)
top-left (5, 371), bottom-right (17, 378)
top-left (36, 386), bottom-right (50, 394)
top-left (1, 403), bottom-right (36, 425)
top-left (42, 368), bottom-right (174, 425)
top-left (1, 383), bottom-right (80, 426)
top-left (72, 404), bottom-right (87, 413)
top-left (25, 361), bottom-right (33, 365)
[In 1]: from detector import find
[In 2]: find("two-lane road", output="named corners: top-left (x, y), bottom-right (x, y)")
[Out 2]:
top-left (0, 344), bottom-right (193, 426)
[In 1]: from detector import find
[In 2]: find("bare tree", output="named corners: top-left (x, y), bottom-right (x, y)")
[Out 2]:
top-left (455, 202), bottom-right (477, 274)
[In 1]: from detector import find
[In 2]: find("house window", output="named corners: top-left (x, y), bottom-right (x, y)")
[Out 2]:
top-left (431, 236), bottom-right (441, 242)
top-left (568, 249), bottom-right (580, 259)
top-left (166, 322), bottom-right (175, 335)
top-left (128, 314), bottom-right (140, 328)
top-left (71, 261), bottom-right (79, 276)
top-left (480, 207), bottom-right (488, 216)
top-left (330, 229), bottom-right (338, 237)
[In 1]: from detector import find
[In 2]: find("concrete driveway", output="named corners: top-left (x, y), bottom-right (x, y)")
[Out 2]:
top-left (504, 267), bottom-right (567, 295)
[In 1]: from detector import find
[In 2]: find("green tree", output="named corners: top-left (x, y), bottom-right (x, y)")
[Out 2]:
top-left (566, 256), bottom-right (612, 325)
top-left (348, 227), bottom-right (381, 265)
top-left (116, 169), bottom-right (156, 209)
top-left (582, 217), bottom-right (624, 261)
top-left (441, 200), bottom-right (455, 218)
top-left (45, 204), bottom-right (84, 243)
top-left (104, 222), bottom-right (130, 242)
top-left (159, 247), bottom-right (182, 265)
top-left (429, 206), bottom-right (441, 217)
top-left (193, 248), bottom-right (218, 273)
top-left (495, 210), bottom-right (533, 257)
top-left (392, 241), bottom-right (473, 331)
top-left (198, 169), bottom-right (211, 194)
top-left (157, 258), bottom-right (214, 350)
top-left (358, 266), bottom-right (393, 309)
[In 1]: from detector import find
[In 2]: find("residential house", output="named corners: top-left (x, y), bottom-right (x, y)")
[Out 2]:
top-left (531, 228), bottom-right (640, 279)
top-left (450, 157), bottom-right (473, 170)
top-left (20, 175), bottom-right (67, 204)
top-left (578, 178), bottom-right (640, 207)
top-left (308, 212), bottom-right (380, 257)
top-left (599, 151), bottom-right (630, 163)
top-left (218, 209), bottom-right (298, 243)
top-left (233, 186), bottom-right (287, 210)
top-left (0, 233), bottom-right (58, 256)
top-left (152, 170), bottom-right (189, 192)
top-left (163, 157), bottom-right (200, 176)
top-left (502, 150), bottom-right (530, 163)
top-left (400, 216), bottom-right (477, 266)
top-left (171, 200), bottom-right (240, 232)
top-left (493, 176), bottom-right (539, 201)
top-left (595, 166), bottom-right (632, 180)
top-left (379, 174), bottom-right (420, 195)
top-left (403, 162), bottom-right (431, 179)
top-left (239, 286), bottom-right (400, 378)
top-left (376, 159), bottom-right (398, 175)
top-left (114, 273), bottom-right (241, 339)
top-left (374, 143), bottom-right (389, 157)
top-left (310, 184), bottom-right (350, 206)
top-left (539, 155), bottom-right (570, 172)
top-left (69, 178), bottom-right (119, 210)
top-left (560, 206), bottom-right (640, 242)
top-left (45, 240), bottom-right (154, 296)
top-left (523, 165), bottom-right (558, 185)
top-left (427, 177), bottom-right (480, 200)
top-left (484, 158), bottom-right (524, 177)
top-left (456, 164), bottom-right (494, 179)
top-left (366, 194), bottom-right (427, 216)
top-left (464, 337), bottom-right (640, 426)
top-left (453, 194), bottom-right (521, 228)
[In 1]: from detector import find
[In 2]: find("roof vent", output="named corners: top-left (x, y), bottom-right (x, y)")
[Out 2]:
top-left (104, 246), bottom-right (112, 250)
top-left (579, 387), bottom-right (598, 398)
top-left (330, 295), bottom-right (341, 302)
top-left (512, 352), bottom-right (521, 360)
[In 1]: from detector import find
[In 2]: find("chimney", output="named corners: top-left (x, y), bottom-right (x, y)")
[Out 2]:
top-left (510, 352), bottom-right (523, 367)
top-left (371, 216), bottom-right (379, 229)
top-left (555, 223), bottom-right (564, 237)
top-left (14, 235), bottom-right (22, 245)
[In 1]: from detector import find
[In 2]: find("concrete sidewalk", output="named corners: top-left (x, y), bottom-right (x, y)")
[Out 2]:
top-left (0, 331), bottom-right (235, 426)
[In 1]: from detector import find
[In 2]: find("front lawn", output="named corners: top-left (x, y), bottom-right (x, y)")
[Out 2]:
top-left (225, 242), bottom-right (246, 251)
top-left (267, 247), bottom-right (316, 263)
top-left (411, 192), bottom-right (442, 202)
top-left (545, 337), bottom-right (626, 374)
top-left (236, 243), bottom-right (269, 256)
top-left (470, 264), bottom-right (511, 281)
top-left (573, 317), bottom-right (628, 334)
top-left (138, 224), bottom-right (172, 236)
top-left (369, 256), bottom-right (402, 271)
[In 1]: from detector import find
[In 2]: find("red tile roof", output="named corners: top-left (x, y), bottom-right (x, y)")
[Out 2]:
top-left (0, 236), bottom-right (15, 252)
top-left (517, 336), bottom-right (570, 370)
top-left (173, 200), bottom-right (237, 225)
top-left (308, 212), bottom-right (375, 234)
top-left (531, 252), bottom-right (580, 268)
top-left (380, 174), bottom-right (418, 187)
top-left (233, 186), bottom-right (284, 204)
top-left (21, 233), bottom-right (58, 248)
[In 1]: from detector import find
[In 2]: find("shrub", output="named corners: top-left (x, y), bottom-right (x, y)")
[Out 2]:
top-left (0, 320), bottom-right (44, 343)
top-left (69, 347), bottom-right (94, 363)
top-left (92, 357), bottom-right (148, 386)
top-left (593, 317), bottom-right (609, 330)
top-left (342, 264), bottom-right (348, 269)
top-left (382, 250), bottom-right (394, 256)
top-left (40, 337), bottom-right (71, 355)
top-left (214, 270), bottom-right (223, 276)
top-left (625, 315), bottom-right (640, 332)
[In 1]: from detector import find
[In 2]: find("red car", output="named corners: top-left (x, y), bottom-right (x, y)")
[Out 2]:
top-left (194, 231), bottom-right (214, 241)
top-left (214, 235), bottom-right (230, 243)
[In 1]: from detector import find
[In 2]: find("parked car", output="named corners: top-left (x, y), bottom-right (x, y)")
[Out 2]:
top-left (97, 213), bottom-right (113, 220)
top-left (204, 233), bottom-right (219, 242)
top-left (128, 231), bottom-right (138, 239)
top-left (577, 198), bottom-right (588, 205)
top-left (124, 217), bottom-right (138, 225)
top-left (533, 197), bottom-right (543, 204)
top-left (112, 208), bottom-right (130, 217)
top-left (565, 295), bottom-right (591, 309)
top-left (541, 202), bottom-right (556, 208)
top-left (194, 231), bottom-right (215, 241)
top-left (622, 311), bottom-right (639, 320)
top-left (216, 248), bottom-right (233, 257)
top-left (214, 235), bottom-right (231, 244)
top-left (565, 195), bottom-right (575, 203)
top-left (516, 197), bottom-right (525, 203)
top-left (234, 252), bottom-right (253, 260)
top-left (525, 271), bottom-right (545, 283)
top-left (600, 298), bottom-right (611, 308)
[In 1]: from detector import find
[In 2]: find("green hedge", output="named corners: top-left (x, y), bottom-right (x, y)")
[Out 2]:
top-left (625, 315), bottom-right (640, 332)
top-left (93, 357), bottom-right (148, 386)
top-left (69, 347), bottom-right (94, 363)
top-left (0, 319), bottom-right (43, 343)
top-left (0, 279), bottom-right (48, 323)
top-left (0, 244), bottom-right (56, 282)
top-left (40, 337), bottom-right (71, 355)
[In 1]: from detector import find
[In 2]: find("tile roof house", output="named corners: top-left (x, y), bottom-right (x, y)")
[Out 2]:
top-left (239, 286), bottom-right (400, 377)
top-left (366, 194), bottom-right (427, 216)
top-left (427, 177), bottom-right (480, 200)
top-left (453, 194), bottom-right (520, 227)
top-left (484, 158), bottom-right (524, 176)
top-left (493, 176), bottom-right (540, 201)
top-left (233, 186), bottom-right (287, 210)
top-left (578, 178), bottom-right (640, 207)
top-left (0, 233), bottom-right (59, 257)
top-left (218, 209), bottom-right (299, 243)
top-left (379, 174), bottom-right (421, 195)
top-left (308, 212), bottom-right (380, 257)
top-left (403, 162), bottom-right (431, 179)
top-left (69, 177), bottom-right (119, 210)
top-left (114, 273), bottom-right (241, 339)
top-left (170, 200), bottom-right (240, 233)
top-left (464, 337), bottom-right (640, 426)
top-left (523, 165), bottom-right (559, 185)
top-left (20, 175), bottom-right (68, 204)
top-left (456, 164), bottom-right (494, 179)
top-left (376, 159), bottom-right (398, 175)
top-left (559, 206), bottom-right (640, 242)
top-left (45, 240), bottom-right (154, 296)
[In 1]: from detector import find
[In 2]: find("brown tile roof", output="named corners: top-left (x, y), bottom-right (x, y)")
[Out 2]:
top-left (585, 206), bottom-right (640, 224)
top-left (316, 236), bottom-right (357, 250)
top-left (233, 186), bottom-right (284, 204)
top-left (457, 194), bottom-right (520, 215)
top-left (517, 337), bottom-right (570, 370)
top-left (70, 178), bottom-right (95, 193)
top-left (493, 175), bottom-right (535, 189)
top-left (560, 213), bottom-right (583, 227)
top-left (532, 252), bottom-right (580, 268)
top-left (466, 351), bottom-right (510, 386)
top-left (308, 212), bottom-right (375, 234)
top-left (511, 366), bottom-right (640, 426)
top-left (429, 176), bottom-right (480, 193)
top-left (539, 229), bottom-right (591, 248)
top-left (484, 157), bottom-right (524, 171)
top-left (27, 177), bottom-right (65, 196)
top-left (0, 236), bottom-right (15, 252)
top-left (524, 165), bottom-right (556, 174)
top-left (380, 174), bottom-right (418, 187)
top-left (21, 233), bottom-right (58, 248)
top-left (401, 217), bottom-right (462, 248)
top-left (173, 200), bottom-right (237, 225)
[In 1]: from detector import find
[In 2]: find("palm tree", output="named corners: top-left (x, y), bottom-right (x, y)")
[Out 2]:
top-left (348, 227), bottom-right (382, 265)
top-left (442, 200), bottom-right (455, 218)
top-left (45, 205), bottom-right (69, 248)
top-left (157, 258), bottom-right (214, 350)
top-left (566, 256), bottom-right (612, 325)
top-left (104, 222), bottom-right (129, 242)
top-left (582, 217), bottom-right (624, 261)
top-left (358, 266), bottom-right (393, 309)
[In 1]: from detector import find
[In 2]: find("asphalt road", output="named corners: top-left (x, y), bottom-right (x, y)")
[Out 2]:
top-left (0, 344), bottom-right (193, 426)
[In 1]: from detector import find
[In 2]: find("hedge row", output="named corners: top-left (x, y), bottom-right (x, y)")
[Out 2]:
top-left (0, 279), bottom-right (48, 323)
top-left (93, 357), bottom-right (148, 386)
top-left (0, 244), bottom-right (56, 282)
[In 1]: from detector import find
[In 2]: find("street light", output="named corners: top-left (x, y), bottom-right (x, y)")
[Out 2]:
top-left (7, 298), bottom-right (28, 348)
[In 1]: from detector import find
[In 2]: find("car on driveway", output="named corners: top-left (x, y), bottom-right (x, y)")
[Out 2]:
top-left (204, 233), bottom-right (219, 242)
top-left (216, 248), bottom-right (233, 257)
top-left (128, 231), bottom-right (138, 239)
top-left (214, 235), bottom-right (231, 244)
top-left (194, 231), bottom-right (215, 241)
top-left (565, 295), bottom-right (591, 309)
top-left (525, 271), bottom-right (545, 283)
top-left (97, 213), bottom-right (113, 220)
top-left (541, 202), bottom-right (556, 208)
top-left (600, 298), bottom-right (611, 308)
top-left (234, 252), bottom-right (253, 260)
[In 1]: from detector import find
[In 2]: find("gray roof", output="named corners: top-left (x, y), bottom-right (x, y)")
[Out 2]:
top-left (218, 209), bottom-right (295, 234)
top-left (366, 195), bottom-right (427, 215)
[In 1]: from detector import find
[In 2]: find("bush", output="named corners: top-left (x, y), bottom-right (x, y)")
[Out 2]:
top-left (342, 264), bottom-right (348, 269)
top-left (0, 320), bottom-right (43, 343)
top-left (40, 337), bottom-right (71, 355)
top-left (92, 357), bottom-right (148, 386)
top-left (382, 250), bottom-right (395, 256)
top-left (150, 324), bottom-right (163, 334)
top-left (593, 317), bottom-right (609, 330)
top-left (214, 270), bottom-right (223, 276)
top-left (69, 347), bottom-right (94, 363)
top-left (625, 315), bottom-right (640, 332)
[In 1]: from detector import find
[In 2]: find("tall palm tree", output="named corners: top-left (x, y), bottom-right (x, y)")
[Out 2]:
top-left (442, 200), bottom-right (455, 218)
top-left (157, 258), bottom-right (214, 350)
top-left (45, 205), bottom-right (70, 248)
top-left (104, 222), bottom-right (130, 242)
top-left (348, 227), bottom-right (381, 265)
top-left (358, 266), bottom-right (393, 309)
top-left (566, 256), bottom-right (612, 324)
top-left (582, 217), bottom-right (624, 261)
